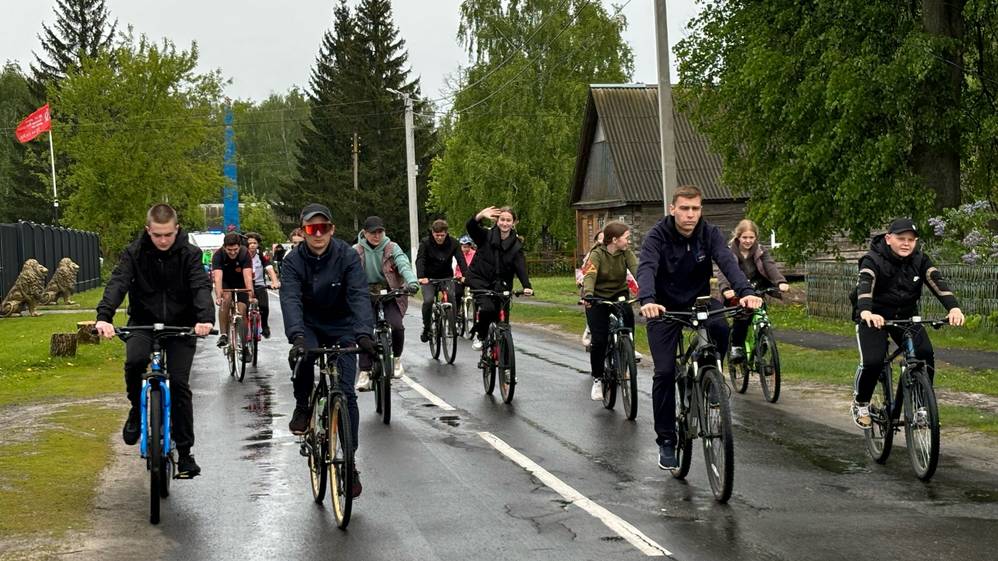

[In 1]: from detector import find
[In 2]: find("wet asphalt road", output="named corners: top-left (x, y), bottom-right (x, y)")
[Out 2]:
top-left (77, 295), bottom-right (998, 561)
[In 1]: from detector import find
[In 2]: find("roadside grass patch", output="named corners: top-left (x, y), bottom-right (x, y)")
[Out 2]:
top-left (35, 287), bottom-right (125, 312)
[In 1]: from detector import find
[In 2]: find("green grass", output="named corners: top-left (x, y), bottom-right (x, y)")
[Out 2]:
top-left (939, 405), bottom-right (998, 437)
top-left (36, 286), bottom-right (125, 311)
top-left (528, 276), bottom-right (587, 306)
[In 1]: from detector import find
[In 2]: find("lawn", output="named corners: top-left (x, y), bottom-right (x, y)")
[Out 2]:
top-left (36, 286), bottom-right (125, 312)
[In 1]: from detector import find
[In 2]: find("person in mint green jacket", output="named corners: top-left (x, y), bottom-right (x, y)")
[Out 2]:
top-left (353, 216), bottom-right (419, 390)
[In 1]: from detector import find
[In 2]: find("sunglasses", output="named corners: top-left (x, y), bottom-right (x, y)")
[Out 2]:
top-left (303, 223), bottom-right (333, 236)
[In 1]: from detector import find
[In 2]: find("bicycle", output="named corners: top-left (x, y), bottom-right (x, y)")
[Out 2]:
top-left (110, 324), bottom-right (215, 524)
top-left (473, 289), bottom-right (521, 404)
top-left (653, 296), bottom-right (743, 503)
top-left (426, 278), bottom-right (459, 364)
top-left (862, 317), bottom-right (947, 481)
top-left (583, 296), bottom-right (639, 420)
top-left (222, 288), bottom-right (252, 382)
top-left (246, 300), bottom-right (263, 368)
top-left (457, 285), bottom-right (476, 340)
top-left (727, 287), bottom-right (782, 403)
top-left (293, 344), bottom-right (365, 529)
top-left (370, 287), bottom-right (411, 425)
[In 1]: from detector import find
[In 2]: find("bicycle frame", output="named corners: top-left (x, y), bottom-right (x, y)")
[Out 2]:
top-left (140, 348), bottom-right (171, 460)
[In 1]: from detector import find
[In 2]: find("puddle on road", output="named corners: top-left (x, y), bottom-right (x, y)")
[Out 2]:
top-left (437, 415), bottom-right (461, 427)
top-left (965, 489), bottom-right (998, 503)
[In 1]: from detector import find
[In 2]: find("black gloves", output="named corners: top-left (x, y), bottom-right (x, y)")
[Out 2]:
top-left (357, 334), bottom-right (376, 357)
top-left (288, 335), bottom-right (306, 371)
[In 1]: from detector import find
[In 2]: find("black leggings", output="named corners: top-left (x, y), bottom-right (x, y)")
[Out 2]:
top-left (854, 322), bottom-right (934, 402)
top-left (585, 292), bottom-right (635, 379)
top-left (253, 285), bottom-right (270, 330)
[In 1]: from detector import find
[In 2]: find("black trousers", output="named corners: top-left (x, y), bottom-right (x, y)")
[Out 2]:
top-left (472, 294), bottom-right (511, 341)
top-left (585, 291), bottom-right (635, 379)
top-left (647, 299), bottom-right (729, 446)
top-left (359, 296), bottom-right (405, 370)
top-left (253, 285), bottom-right (270, 331)
top-left (124, 332), bottom-right (198, 453)
top-left (291, 328), bottom-right (360, 451)
top-left (421, 282), bottom-right (456, 329)
top-left (854, 322), bottom-right (934, 402)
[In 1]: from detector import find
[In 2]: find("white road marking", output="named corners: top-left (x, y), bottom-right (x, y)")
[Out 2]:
top-left (400, 374), bottom-right (456, 411)
top-left (478, 431), bottom-right (671, 557)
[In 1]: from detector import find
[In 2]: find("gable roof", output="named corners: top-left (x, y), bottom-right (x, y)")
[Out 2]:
top-left (570, 84), bottom-right (738, 206)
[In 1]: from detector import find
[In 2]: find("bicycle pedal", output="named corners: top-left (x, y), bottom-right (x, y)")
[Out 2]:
top-left (174, 471), bottom-right (199, 480)
top-left (299, 443), bottom-right (308, 457)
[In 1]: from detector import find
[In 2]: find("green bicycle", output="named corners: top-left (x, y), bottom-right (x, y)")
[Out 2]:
top-left (727, 287), bottom-right (782, 403)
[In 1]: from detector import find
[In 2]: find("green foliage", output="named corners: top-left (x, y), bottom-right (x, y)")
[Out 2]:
top-left (428, 0), bottom-right (633, 248)
top-left (924, 201), bottom-right (998, 264)
top-left (30, 0), bottom-right (118, 87)
top-left (0, 62), bottom-right (51, 224)
top-left (53, 31), bottom-right (226, 260)
top-left (239, 193), bottom-right (286, 245)
top-left (232, 89), bottom-right (308, 202)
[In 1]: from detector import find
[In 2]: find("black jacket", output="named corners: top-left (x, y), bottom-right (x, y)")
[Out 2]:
top-left (853, 234), bottom-right (959, 321)
top-left (96, 229), bottom-right (214, 326)
top-left (416, 235), bottom-right (469, 279)
top-left (636, 216), bottom-right (753, 310)
top-left (464, 215), bottom-right (531, 291)
top-left (279, 237), bottom-right (373, 342)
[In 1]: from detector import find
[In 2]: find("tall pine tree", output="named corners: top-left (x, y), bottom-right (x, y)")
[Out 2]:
top-left (31, 0), bottom-right (118, 92)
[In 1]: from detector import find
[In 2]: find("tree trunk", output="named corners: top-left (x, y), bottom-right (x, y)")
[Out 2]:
top-left (915, 0), bottom-right (965, 211)
top-left (50, 333), bottom-right (78, 357)
top-left (76, 321), bottom-right (100, 345)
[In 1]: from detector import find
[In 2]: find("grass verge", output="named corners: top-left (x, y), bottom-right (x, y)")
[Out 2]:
top-left (34, 286), bottom-right (123, 313)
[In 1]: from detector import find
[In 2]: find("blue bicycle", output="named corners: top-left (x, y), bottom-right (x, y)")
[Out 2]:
top-left (112, 324), bottom-right (214, 524)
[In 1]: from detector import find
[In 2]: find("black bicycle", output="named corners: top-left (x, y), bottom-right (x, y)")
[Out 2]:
top-left (111, 324), bottom-right (215, 524)
top-left (426, 278), bottom-right (459, 364)
top-left (727, 287), bottom-right (782, 402)
top-left (473, 289), bottom-right (521, 404)
top-left (863, 317), bottom-right (947, 481)
top-left (456, 282), bottom-right (476, 339)
top-left (583, 296), bottom-right (639, 420)
top-left (370, 288), bottom-right (410, 425)
top-left (654, 296), bottom-right (743, 503)
top-left (293, 345), bottom-right (364, 529)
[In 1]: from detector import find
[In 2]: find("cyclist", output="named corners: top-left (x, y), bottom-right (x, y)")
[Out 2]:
top-left (212, 232), bottom-right (255, 351)
top-left (94, 203), bottom-right (214, 479)
top-left (245, 232), bottom-right (280, 339)
top-left (280, 203), bottom-right (375, 497)
top-left (464, 206), bottom-right (534, 351)
top-left (636, 185), bottom-right (761, 470)
top-left (416, 219), bottom-right (470, 343)
top-left (717, 219), bottom-right (789, 363)
top-left (849, 217), bottom-right (964, 429)
top-left (454, 235), bottom-right (476, 309)
top-left (581, 222), bottom-right (638, 401)
top-left (354, 216), bottom-right (419, 390)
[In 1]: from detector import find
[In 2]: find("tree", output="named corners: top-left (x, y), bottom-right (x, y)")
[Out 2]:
top-left (31, 0), bottom-right (118, 91)
top-left (240, 193), bottom-right (286, 246)
top-left (232, 89), bottom-right (309, 202)
top-left (53, 32), bottom-right (226, 260)
top-left (0, 62), bottom-right (52, 223)
top-left (428, 0), bottom-right (633, 248)
top-left (674, 0), bottom-right (997, 262)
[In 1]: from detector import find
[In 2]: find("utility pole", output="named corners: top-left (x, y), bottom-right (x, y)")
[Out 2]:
top-left (352, 132), bottom-right (360, 233)
top-left (388, 88), bottom-right (420, 269)
top-left (655, 0), bottom-right (678, 214)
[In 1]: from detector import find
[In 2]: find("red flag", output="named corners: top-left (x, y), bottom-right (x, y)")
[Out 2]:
top-left (15, 104), bottom-right (52, 143)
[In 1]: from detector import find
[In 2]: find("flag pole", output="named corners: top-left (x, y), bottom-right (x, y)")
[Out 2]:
top-left (48, 129), bottom-right (58, 224)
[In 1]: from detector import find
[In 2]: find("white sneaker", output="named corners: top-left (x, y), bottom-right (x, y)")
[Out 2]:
top-left (472, 339), bottom-right (483, 351)
top-left (590, 379), bottom-right (603, 401)
top-left (393, 357), bottom-right (404, 379)
top-left (634, 350), bottom-right (644, 363)
top-left (356, 370), bottom-right (373, 392)
top-left (582, 326), bottom-right (592, 348)
top-left (851, 400), bottom-right (872, 429)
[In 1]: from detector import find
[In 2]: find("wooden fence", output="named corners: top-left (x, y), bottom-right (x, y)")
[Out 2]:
top-left (806, 261), bottom-right (998, 330)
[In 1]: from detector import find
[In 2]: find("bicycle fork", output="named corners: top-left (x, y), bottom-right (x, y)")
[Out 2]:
top-left (140, 377), bottom-right (172, 460)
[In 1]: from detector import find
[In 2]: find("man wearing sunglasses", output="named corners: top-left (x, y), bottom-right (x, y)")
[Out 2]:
top-left (279, 203), bottom-right (375, 498)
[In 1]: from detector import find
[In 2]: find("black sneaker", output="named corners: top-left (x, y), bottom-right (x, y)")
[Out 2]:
top-left (289, 406), bottom-right (310, 435)
top-left (658, 443), bottom-right (678, 470)
top-left (176, 454), bottom-right (201, 479)
top-left (122, 406), bottom-right (141, 445)
top-left (352, 469), bottom-right (363, 498)
top-left (216, 333), bottom-right (229, 348)
top-left (420, 328), bottom-right (430, 343)
top-left (262, 326), bottom-right (271, 339)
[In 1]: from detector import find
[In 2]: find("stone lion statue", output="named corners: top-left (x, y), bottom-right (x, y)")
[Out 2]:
top-left (41, 258), bottom-right (80, 305)
top-left (1, 259), bottom-right (49, 317)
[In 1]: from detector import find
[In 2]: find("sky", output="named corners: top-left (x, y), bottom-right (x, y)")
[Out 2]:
top-left (2, 0), bottom-right (700, 104)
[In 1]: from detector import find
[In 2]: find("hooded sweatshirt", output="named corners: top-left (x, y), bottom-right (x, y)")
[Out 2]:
top-left (582, 244), bottom-right (638, 298)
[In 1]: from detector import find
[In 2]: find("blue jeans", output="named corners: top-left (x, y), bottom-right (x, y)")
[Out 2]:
top-left (292, 328), bottom-right (360, 451)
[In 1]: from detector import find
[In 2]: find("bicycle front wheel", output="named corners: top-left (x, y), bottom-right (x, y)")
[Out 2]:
top-left (498, 329), bottom-right (517, 404)
top-left (701, 367), bottom-right (734, 503)
top-left (904, 368), bottom-right (940, 481)
top-left (251, 316), bottom-right (259, 368)
top-left (757, 328), bottom-right (781, 403)
top-left (429, 310), bottom-right (442, 360)
top-left (148, 388), bottom-right (163, 524)
top-left (374, 330), bottom-right (392, 424)
top-left (442, 305), bottom-right (458, 365)
top-left (308, 395), bottom-right (327, 503)
top-left (727, 349), bottom-right (749, 394)
top-left (226, 327), bottom-right (236, 378)
top-left (864, 370), bottom-right (894, 463)
top-left (328, 395), bottom-right (355, 529)
top-left (482, 328), bottom-right (497, 395)
top-left (672, 366), bottom-right (693, 479)
top-left (235, 317), bottom-right (247, 382)
top-left (618, 335), bottom-right (638, 420)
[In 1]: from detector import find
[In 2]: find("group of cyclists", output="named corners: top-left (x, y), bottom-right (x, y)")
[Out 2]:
top-left (91, 184), bottom-right (965, 500)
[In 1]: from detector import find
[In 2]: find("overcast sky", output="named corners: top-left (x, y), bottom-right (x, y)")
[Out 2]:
top-left (3, 0), bottom-right (700, 103)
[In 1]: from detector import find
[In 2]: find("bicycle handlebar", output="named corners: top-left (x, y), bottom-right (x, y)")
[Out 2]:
top-left (108, 325), bottom-right (219, 341)
top-left (374, 287), bottom-right (415, 301)
top-left (471, 289), bottom-right (525, 298)
top-left (221, 288), bottom-right (253, 293)
top-left (646, 304), bottom-right (744, 327)
top-left (883, 317), bottom-right (948, 329)
top-left (582, 295), bottom-right (637, 305)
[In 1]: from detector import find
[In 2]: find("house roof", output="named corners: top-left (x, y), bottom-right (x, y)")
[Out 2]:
top-left (570, 84), bottom-right (737, 206)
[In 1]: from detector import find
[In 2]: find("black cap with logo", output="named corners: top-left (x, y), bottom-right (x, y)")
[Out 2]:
top-left (887, 218), bottom-right (917, 235)
top-left (300, 203), bottom-right (332, 223)
top-left (363, 216), bottom-right (386, 232)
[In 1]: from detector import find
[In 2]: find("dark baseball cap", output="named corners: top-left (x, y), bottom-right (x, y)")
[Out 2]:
top-left (300, 203), bottom-right (332, 223)
top-left (887, 218), bottom-right (917, 235)
top-left (363, 216), bottom-right (385, 232)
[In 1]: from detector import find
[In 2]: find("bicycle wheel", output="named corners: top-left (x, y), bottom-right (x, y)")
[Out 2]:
top-left (601, 335), bottom-right (617, 410)
top-left (757, 328), bottom-right (781, 403)
top-left (442, 305), bottom-right (458, 365)
top-left (498, 329), bottom-right (516, 404)
top-left (307, 394), bottom-right (327, 503)
top-left (727, 349), bottom-right (749, 394)
top-left (482, 329), bottom-right (497, 395)
top-left (464, 299), bottom-right (477, 340)
top-left (701, 367), bottom-right (734, 503)
top-left (375, 330), bottom-right (392, 424)
top-left (429, 308), bottom-right (442, 360)
top-left (148, 387), bottom-right (163, 524)
top-left (328, 395), bottom-right (355, 529)
top-left (904, 368), bottom-right (940, 481)
top-left (671, 365), bottom-right (693, 479)
top-left (159, 453), bottom-right (172, 499)
top-left (251, 315), bottom-right (259, 368)
top-left (618, 335), bottom-right (639, 420)
top-left (864, 370), bottom-right (894, 463)
top-left (226, 324), bottom-right (236, 377)
top-left (235, 317), bottom-right (247, 382)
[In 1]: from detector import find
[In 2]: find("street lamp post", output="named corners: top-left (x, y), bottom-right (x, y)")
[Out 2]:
top-left (388, 87), bottom-right (420, 269)
top-left (655, 0), bottom-right (678, 214)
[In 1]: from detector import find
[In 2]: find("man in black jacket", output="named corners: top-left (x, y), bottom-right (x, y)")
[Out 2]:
top-left (416, 219), bottom-right (470, 342)
top-left (850, 218), bottom-right (964, 429)
top-left (636, 185), bottom-right (761, 470)
top-left (94, 203), bottom-right (214, 478)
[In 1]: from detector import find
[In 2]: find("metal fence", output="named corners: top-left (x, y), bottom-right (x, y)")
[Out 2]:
top-left (0, 222), bottom-right (101, 297)
top-left (806, 261), bottom-right (998, 330)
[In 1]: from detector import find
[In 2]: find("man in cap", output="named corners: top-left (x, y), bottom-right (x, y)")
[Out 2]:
top-left (849, 217), bottom-right (964, 429)
top-left (280, 203), bottom-right (375, 497)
